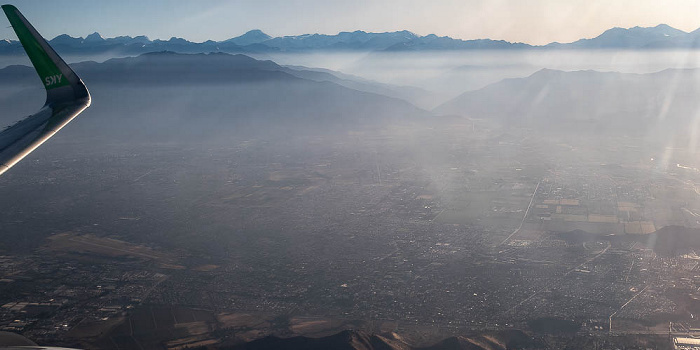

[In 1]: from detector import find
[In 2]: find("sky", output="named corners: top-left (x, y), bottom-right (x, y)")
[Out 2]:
top-left (2, 0), bottom-right (700, 45)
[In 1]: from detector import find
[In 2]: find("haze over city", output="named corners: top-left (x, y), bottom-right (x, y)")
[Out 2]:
top-left (1, 1), bottom-right (700, 350)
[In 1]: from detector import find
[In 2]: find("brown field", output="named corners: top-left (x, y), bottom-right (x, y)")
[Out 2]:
top-left (192, 264), bottom-right (219, 271)
top-left (588, 214), bottom-right (619, 223)
top-left (551, 214), bottom-right (587, 222)
top-left (625, 221), bottom-right (656, 234)
top-left (618, 201), bottom-right (641, 213)
top-left (159, 263), bottom-right (187, 270)
top-left (560, 199), bottom-right (580, 206)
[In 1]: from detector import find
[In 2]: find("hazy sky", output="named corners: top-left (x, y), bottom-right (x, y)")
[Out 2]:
top-left (3, 0), bottom-right (700, 45)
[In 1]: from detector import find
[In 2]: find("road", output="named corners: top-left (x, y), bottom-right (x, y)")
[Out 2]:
top-left (609, 285), bottom-right (649, 333)
top-left (498, 180), bottom-right (541, 247)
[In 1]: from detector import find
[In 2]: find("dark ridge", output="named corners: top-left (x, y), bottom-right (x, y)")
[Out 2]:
top-left (0, 64), bottom-right (36, 84)
top-left (0, 331), bottom-right (37, 346)
top-left (434, 67), bottom-right (700, 137)
top-left (555, 225), bottom-right (700, 258)
top-left (646, 225), bottom-right (700, 257)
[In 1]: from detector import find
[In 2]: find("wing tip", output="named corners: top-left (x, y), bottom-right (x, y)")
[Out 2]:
top-left (1, 4), bottom-right (17, 14)
top-left (2, 4), bottom-right (91, 106)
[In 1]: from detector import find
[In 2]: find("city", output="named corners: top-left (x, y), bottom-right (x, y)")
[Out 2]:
top-left (0, 118), bottom-right (697, 349)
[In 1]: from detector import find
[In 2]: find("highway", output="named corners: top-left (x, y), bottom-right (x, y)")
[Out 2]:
top-left (498, 180), bottom-right (541, 247)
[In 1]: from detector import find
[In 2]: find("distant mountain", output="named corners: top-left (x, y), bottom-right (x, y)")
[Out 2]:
top-left (434, 68), bottom-right (700, 135)
top-left (0, 32), bottom-right (264, 56)
top-left (262, 30), bottom-right (421, 50)
top-left (2, 24), bottom-right (700, 55)
top-left (84, 32), bottom-right (104, 43)
top-left (49, 33), bottom-right (83, 46)
top-left (108, 35), bottom-right (151, 45)
top-left (548, 24), bottom-right (700, 49)
top-left (384, 35), bottom-right (532, 51)
top-left (225, 29), bottom-right (272, 46)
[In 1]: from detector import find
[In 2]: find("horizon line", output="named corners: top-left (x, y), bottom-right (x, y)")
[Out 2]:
top-left (2, 22), bottom-right (698, 48)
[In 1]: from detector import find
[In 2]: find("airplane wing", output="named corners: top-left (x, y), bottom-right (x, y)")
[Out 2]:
top-left (0, 4), bottom-right (90, 176)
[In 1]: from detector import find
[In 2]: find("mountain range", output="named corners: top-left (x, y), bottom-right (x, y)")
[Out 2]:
top-left (2, 24), bottom-right (700, 55)
top-left (0, 51), bottom-right (428, 142)
top-left (4, 50), bottom-right (700, 140)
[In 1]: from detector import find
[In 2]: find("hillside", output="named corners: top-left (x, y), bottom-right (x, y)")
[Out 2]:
top-left (0, 52), bottom-right (428, 140)
top-left (645, 225), bottom-right (700, 257)
top-left (434, 68), bottom-right (700, 135)
top-left (548, 24), bottom-right (699, 49)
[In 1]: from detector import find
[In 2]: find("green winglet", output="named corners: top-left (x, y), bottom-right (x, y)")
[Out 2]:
top-left (0, 4), bottom-right (90, 176)
top-left (2, 4), bottom-right (70, 90)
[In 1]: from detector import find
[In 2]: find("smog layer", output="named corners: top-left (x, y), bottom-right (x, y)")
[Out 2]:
top-left (1, 43), bottom-right (700, 349)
